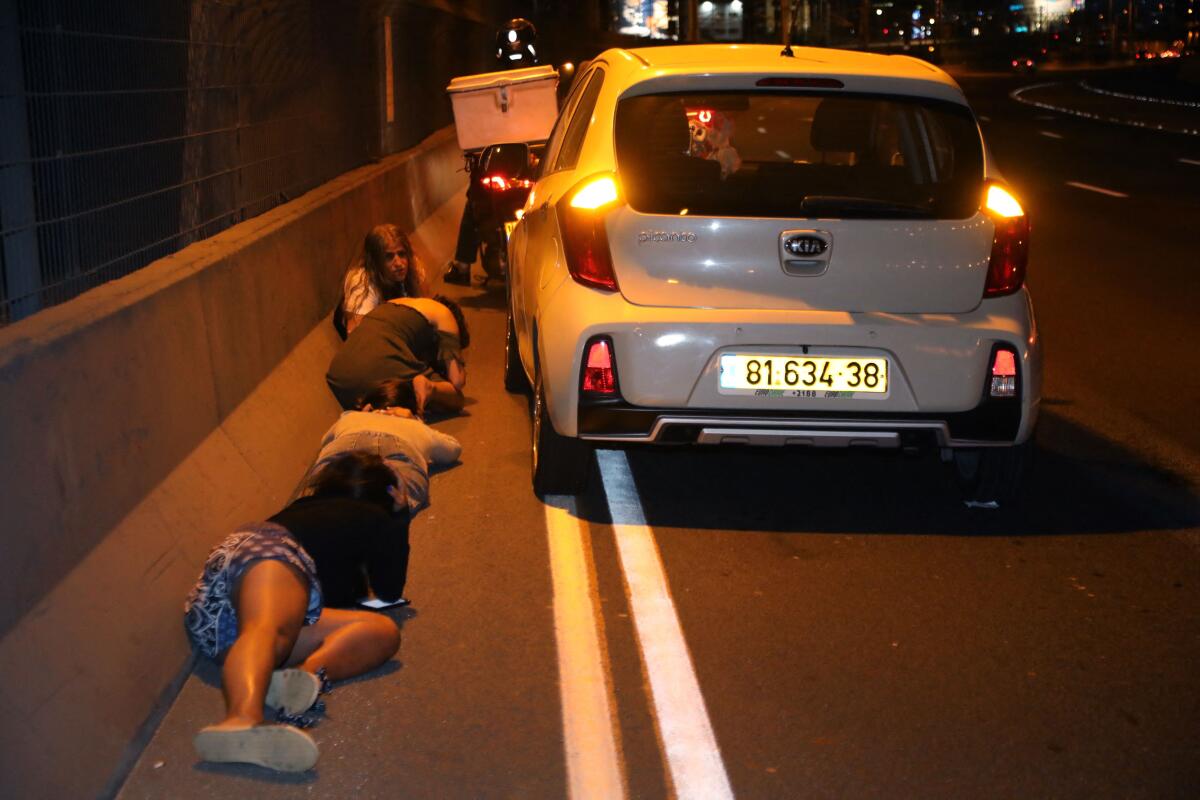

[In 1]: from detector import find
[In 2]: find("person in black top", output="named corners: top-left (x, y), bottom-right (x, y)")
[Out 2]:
top-left (184, 451), bottom-right (408, 772)
top-left (326, 295), bottom-right (470, 415)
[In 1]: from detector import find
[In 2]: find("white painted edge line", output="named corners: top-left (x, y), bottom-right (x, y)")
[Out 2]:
top-left (1010, 83), bottom-right (1200, 137)
top-left (545, 497), bottom-right (628, 800)
top-left (1065, 181), bottom-right (1129, 198)
top-left (1180, 158), bottom-right (1200, 167)
top-left (1039, 130), bottom-right (1064, 139)
top-left (1080, 80), bottom-right (1200, 110)
top-left (597, 449), bottom-right (735, 800)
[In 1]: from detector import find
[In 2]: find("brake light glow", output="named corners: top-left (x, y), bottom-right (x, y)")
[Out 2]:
top-left (990, 348), bottom-right (1018, 398)
top-left (582, 338), bottom-right (617, 394)
top-left (560, 173), bottom-right (621, 291)
top-left (982, 182), bottom-right (1030, 298)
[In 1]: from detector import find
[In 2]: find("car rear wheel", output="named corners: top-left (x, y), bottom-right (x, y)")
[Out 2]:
top-left (952, 440), bottom-right (1033, 508)
top-left (503, 302), bottom-right (529, 394)
top-left (531, 369), bottom-right (591, 497)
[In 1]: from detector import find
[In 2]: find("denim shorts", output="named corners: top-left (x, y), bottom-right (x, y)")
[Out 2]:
top-left (183, 522), bottom-right (323, 659)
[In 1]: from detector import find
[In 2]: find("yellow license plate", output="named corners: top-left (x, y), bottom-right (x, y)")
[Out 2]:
top-left (503, 220), bottom-right (517, 240)
top-left (718, 354), bottom-right (888, 395)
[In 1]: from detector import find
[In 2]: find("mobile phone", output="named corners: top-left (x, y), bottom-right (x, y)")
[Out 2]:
top-left (358, 596), bottom-right (410, 609)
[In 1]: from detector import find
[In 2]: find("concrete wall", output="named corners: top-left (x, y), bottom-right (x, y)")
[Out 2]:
top-left (0, 126), bottom-right (465, 800)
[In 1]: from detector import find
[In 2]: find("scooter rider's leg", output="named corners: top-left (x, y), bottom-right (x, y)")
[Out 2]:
top-left (444, 199), bottom-right (476, 285)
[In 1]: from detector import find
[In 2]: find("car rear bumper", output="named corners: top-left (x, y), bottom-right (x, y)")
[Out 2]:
top-left (578, 393), bottom-right (1024, 448)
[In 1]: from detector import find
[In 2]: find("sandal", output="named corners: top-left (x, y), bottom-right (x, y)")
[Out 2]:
top-left (194, 724), bottom-right (318, 772)
top-left (265, 668), bottom-right (321, 716)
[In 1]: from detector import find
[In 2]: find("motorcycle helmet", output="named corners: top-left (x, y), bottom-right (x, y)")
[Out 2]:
top-left (495, 18), bottom-right (538, 67)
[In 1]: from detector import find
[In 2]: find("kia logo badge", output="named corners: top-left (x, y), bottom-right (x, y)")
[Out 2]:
top-left (785, 235), bottom-right (827, 257)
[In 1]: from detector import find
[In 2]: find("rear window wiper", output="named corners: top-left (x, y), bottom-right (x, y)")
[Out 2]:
top-left (800, 195), bottom-right (935, 219)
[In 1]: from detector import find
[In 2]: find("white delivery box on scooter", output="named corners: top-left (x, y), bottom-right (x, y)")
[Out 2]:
top-left (446, 65), bottom-right (558, 151)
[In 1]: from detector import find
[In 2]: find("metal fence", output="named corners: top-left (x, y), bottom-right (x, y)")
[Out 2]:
top-left (0, 0), bottom-right (493, 325)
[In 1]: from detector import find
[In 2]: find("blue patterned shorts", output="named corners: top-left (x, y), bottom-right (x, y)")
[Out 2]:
top-left (183, 522), bottom-right (323, 659)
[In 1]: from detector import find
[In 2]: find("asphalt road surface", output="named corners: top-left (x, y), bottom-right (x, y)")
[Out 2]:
top-left (121, 71), bottom-right (1200, 799)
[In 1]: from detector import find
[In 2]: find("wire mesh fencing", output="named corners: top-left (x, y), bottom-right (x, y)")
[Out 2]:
top-left (0, 0), bottom-right (490, 325)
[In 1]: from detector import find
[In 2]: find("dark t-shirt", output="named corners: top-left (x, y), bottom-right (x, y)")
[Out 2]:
top-left (326, 303), bottom-right (440, 409)
top-left (269, 495), bottom-right (410, 607)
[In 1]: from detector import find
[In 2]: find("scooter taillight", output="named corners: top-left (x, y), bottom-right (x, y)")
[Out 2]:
top-left (481, 174), bottom-right (532, 192)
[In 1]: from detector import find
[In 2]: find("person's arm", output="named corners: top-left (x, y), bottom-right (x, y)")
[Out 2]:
top-left (445, 357), bottom-right (467, 392)
top-left (425, 429), bottom-right (463, 467)
top-left (413, 373), bottom-right (464, 416)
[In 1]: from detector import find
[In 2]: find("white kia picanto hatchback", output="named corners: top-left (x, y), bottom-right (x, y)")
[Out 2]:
top-left (504, 44), bottom-right (1040, 505)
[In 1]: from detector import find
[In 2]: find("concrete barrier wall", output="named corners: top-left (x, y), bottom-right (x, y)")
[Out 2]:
top-left (0, 126), bottom-right (465, 799)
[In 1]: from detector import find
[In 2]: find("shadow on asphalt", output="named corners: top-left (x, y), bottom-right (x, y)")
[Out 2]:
top-left (575, 409), bottom-right (1199, 537)
top-left (451, 284), bottom-right (506, 311)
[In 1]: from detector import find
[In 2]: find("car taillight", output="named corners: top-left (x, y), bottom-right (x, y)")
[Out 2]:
top-left (982, 183), bottom-right (1030, 298)
top-left (559, 173), bottom-right (621, 292)
top-left (581, 337), bottom-right (618, 394)
top-left (990, 346), bottom-right (1018, 398)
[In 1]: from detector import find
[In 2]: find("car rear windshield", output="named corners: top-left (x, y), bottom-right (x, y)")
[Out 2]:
top-left (614, 91), bottom-right (984, 219)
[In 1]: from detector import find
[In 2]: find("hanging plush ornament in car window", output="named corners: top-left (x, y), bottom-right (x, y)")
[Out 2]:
top-left (685, 107), bottom-right (742, 179)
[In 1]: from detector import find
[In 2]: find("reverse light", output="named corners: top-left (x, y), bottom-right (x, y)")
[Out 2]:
top-left (982, 182), bottom-right (1030, 298)
top-left (582, 337), bottom-right (618, 394)
top-left (990, 347), bottom-right (1018, 398)
top-left (560, 173), bottom-right (622, 291)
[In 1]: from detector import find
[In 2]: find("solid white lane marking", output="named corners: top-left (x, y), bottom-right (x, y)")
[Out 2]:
top-left (1180, 158), bottom-right (1200, 166)
top-left (545, 497), bottom-right (627, 800)
top-left (596, 449), bottom-right (735, 800)
top-left (1066, 181), bottom-right (1129, 198)
top-left (1039, 130), bottom-right (1064, 139)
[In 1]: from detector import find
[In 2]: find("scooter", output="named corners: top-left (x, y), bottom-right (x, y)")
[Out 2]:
top-left (465, 142), bottom-right (538, 285)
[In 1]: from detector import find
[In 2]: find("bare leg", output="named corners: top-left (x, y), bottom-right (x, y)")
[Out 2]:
top-left (286, 607), bottom-right (401, 681)
top-left (214, 559), bottom-right (308, 729)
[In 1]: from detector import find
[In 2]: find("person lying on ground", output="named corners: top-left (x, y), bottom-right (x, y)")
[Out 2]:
top-left (306, 378), bottom-right (463, 516)
top-left (184, 451), bottom-right (410, 772)
top-left (337, 224), bottom-right (429, 337)
top-left (326, 294), bottom-right (470, 414)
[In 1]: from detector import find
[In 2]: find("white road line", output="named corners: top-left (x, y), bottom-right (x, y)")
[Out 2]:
top-left (596, 449), bottom-right (735, 800)
top-left (1039, 130), bottom-right (1064, 139)
top-left (1065, 181), bottom-right (1129, 198)
top-left (545, 497), bottom-right (628, 800)
top-left (1180, 158), bottom-right (1200, 166)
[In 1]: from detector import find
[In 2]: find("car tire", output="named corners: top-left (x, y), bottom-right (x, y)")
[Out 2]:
top-left (503, 302), bottom-right (529, 394)
top-left (952, 440), bottom-right (1033, 508)
top-left (531, 369), bottom-right (591, 497)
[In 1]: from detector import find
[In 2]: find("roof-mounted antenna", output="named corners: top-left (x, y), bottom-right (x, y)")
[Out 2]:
top-left (780, 0), bottom-right (801, 57)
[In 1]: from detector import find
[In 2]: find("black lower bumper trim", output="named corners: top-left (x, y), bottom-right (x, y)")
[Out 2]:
top-left (578, 398), bottom-right (1021, 444)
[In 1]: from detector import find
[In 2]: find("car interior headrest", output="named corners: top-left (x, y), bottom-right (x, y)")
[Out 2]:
top-left (810, 97), bottom-right (872, 154)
